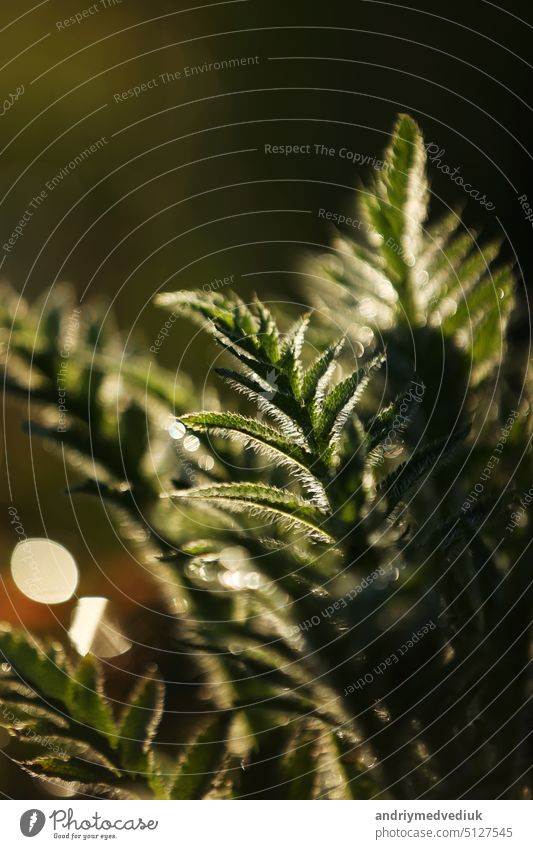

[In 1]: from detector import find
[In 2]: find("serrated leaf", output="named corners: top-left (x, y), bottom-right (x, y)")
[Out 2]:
top-left (418, 209), bottom-right (462, 276)
top-left (0, 628), bottom-right (70, 704)
top-left (365, 378), bottom-right (424, 461)
top-left (378, 427), bottom-right (468, 515)
top-left (66, 656), bottom-right (118, 745)
top-left (361, 114), bottom-right (428, 296)
top-left (24, 753), bottom-right (123, 791)
top-left (278, 314), bottom-right (310, 400)
top-left (254, 298), bottom-right (280, 362)
top-left (181, 411), bottom-right (327, 509)
top-left (215, 367), bottom-right (305, 437)
top-left (302, 338), bottom-right (345, 403)
top-left (0, 700), bottom-right (69, 737)
top-left (182, 411), bottom-right (309, 465)
top-left (280, 723), bottom-right (318, 799)
top-left (443, 263), bottom-right (513, 334)
top-left (155, 291), bottom-right (260, 359)
top-left (168, 482), bottom-right (334, 543)
top-left (170, 717), bottom-right (230, 799)
top-left (317, 354), bottom-right (385, 456)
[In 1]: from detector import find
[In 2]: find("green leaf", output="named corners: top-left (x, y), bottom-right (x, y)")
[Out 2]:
top-left (317, 354), bottom-right (385, 454)
top-left (443, 262), bottom-right (513, 333)
top-left (155, 290), bottom-right (260, 359)
top-left (182, 411), bottom-right (310, 462)
top-left (430, 237), bottom-right (500, 309)
top-left (278, 314), bottom-right (310, 400)
top-left (361, 114), bottom-right (428, 300)
top-left (378, 427), bottom-right (468, 515)
top-left (365, 378), bottom-right (424, 462)
top-left (312, 114), bottom-right (516, 391)
top-left (23, 752), bottom-right (123, 792)
top-left (280, 723), bottom-right (318, 799)
top-left (170, 717), bottom-right (230, 799)
top-left (254, 298), bottom-right (280, 362)
top-left (215, 367), bottom-right (305, 435)
top-left (417, 210), bottom-right (462, 275)
top-left (0, 627), bottom-right (71, 704)
top-left (168, 482), bottom-right (334, 543)
top-left (302, 338), bottom-right (345, 403)
top-left (0, 700), bottom-right (68, 736)
top-left (118, 672), bottom-right (164, 773)
top-left (181, 411), bottom-right (328, 508)
top-left (0, 628), bottom-right (169, 798)
top-left (66, 656), bottom-right (118, 746)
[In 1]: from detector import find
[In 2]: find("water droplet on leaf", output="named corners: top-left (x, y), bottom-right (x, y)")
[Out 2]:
top-left (199, 455), bottom-right (214, 471)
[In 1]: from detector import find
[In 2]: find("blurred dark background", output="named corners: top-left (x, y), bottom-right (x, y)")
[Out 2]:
top-left (0, 0), bottom-right (531, 797)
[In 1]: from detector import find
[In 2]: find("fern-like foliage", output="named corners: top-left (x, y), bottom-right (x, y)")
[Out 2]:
top-left (0, 627), bottom-right (165, 797)
top-left (0, 115), bottom-right (530, 801)
top-left (154, 289), bottom-right (464, 545)
top-left (0, 628), bottom-right (255, 800)
top-left (0, 283), bottom-right (198, 504)
top-left (311, 115), bottom-right (515, 440)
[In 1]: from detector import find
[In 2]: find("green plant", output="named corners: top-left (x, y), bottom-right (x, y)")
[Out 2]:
top-left (311, 115), bottom-right (516, 436)
top-left (1, 116), bottom-right (530, 800)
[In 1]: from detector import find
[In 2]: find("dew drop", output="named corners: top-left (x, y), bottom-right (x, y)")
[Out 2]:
top-left (183, 435), bottom-right (200, 452)
top-left (360, 751), bottom-right (378, 768)
top-left (353, 341), bottom-right (365, 358)
top-left (11, 539), bottom-right (79, 604)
